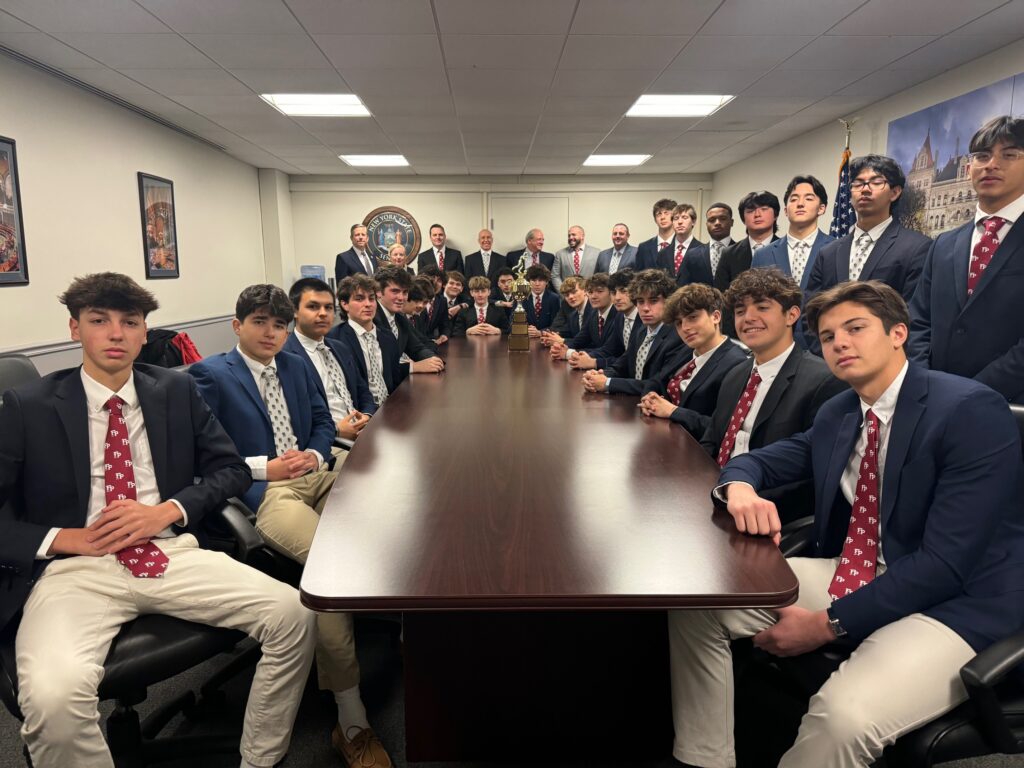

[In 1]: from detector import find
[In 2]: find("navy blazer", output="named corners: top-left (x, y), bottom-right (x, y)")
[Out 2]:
top-left (644, 340), bottom-right (749, 438)
top-left (567, 307), bottom-right (620, 353)
top-left (714, 237), bottom-right (780, 338)
top-left (335, 247), bottom-right (375, 283)
top-left (595, 245), bottom-right (638, 273)
top-left (720, 365), bottom-right (1024, 652)
top-left (0, 365), bottom-right (252, 631)
top-left (282, 332), bottom-right (376, 416)
top-left (524, 290), bottom-right (560, 330)
top-left (417, 247), bottom-right (464, 275)
top-left (606, 324), bottom-right (687, 396)
top-left (656, 238), bottom-right (711, 286)
top-left (635, 235), bottom-right (673, 270)
top-left (451, 303), bottom-right (511, 336)
top-left (190, 348), bottom-right (335, 512)
top-left (908, 217), bottom-right (1024, 404)
top-left (327, 322), bottom-right (403, 394)
top-left (420, 294), bottom-right (451, 339)
top-left (373, 308), bottom-right (438, 379)
top-left (506, 248), bottom-right (555, 271)
top-left (591, 311), bottom-right (638, 368)
top-left (464, 251), bottom-right (506, 283)
top-left (551, 300), bottom-right (594, 337)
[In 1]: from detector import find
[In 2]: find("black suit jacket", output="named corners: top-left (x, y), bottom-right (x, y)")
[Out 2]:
top-left (417, 248), bottom-right (465, 275)
top-left (464, 251), bottom-right (506, 283)
top-left (0, 366), bottom-right (252, 631)
top-left (700, 348), bottom-right (847, 521)
top-left (606, 324), bottom-right (687, 396)
top-left (644, 340), bottom-right (749, 438)
top-left (524, 291), bottom-right (560, 330)
top-left (328, 322), bottom-right (404, 394)
top-left (374, 307), bottom-right (437, 377)
top-left (335, 247), bottom-right (374, 283)
top-left (452, 303), bottom-right (511, 336)
top-left (419, 294), bottom-right (452, 339)
top-left (551, 300), bottom-right (594, 337)
top-left (714, 236), bottom-right (780, 336)
top-left (567, 307), bottom-right (620, 352)
top-left (506, 249), bottom-right (555, 271)
top-left (635, 236), bottom-right (672, 270)
top-left (655, 238), bottom-right (711, 286)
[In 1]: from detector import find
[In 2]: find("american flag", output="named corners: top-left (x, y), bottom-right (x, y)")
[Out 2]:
top-left (829, 148), bottom-right (855, 238)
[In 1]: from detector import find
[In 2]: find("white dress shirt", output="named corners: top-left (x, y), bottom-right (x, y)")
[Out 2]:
top-left (732, 342), bottom-right (796, 458)
top-left (850, 216), bottom-right (893, 277)
top-left (622, 307), bottom-right (639, 346)
top-left (37, 369), bottom-right (187, 559)
top-left (293, 330), bottom-right (355, 422)
top-left (748, 234), bottom-right (773, 253)
top-left (678, 337), bottom-right (731, 395)
top-left (236, 346), bottom-right (323, 480)
top-left (786, 230), bottom-right (820, 285)
top-left (971, 192), bottom-right (1024, 257)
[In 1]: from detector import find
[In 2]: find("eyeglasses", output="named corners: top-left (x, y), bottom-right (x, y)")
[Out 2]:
top-left (850, 177), bottom-right (889, 191)
top-left (969, 148), bottom-right (1024, 165)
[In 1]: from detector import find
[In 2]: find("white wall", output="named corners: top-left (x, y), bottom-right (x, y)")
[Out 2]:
top-left (289, 177), bottom-right (712, 282)
top-left (0, 53), bottom-right (265, 355)
top-left (711, 39), bottom-right (1024, 233)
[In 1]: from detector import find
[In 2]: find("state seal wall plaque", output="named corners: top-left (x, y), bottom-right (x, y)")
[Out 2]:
top-left (363, 206), bottom-right (421, 263)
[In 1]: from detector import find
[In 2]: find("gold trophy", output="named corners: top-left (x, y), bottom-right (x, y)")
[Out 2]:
top-left (508, 253), bottom-right (531, 352)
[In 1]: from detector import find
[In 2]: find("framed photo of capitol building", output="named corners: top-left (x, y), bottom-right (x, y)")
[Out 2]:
top-left (0, 135), bottom-right (28, 286)
top-left (138, 172), bottom-right (180, 279)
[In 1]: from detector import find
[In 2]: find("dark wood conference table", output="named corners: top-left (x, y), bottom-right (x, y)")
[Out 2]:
top-left (301, 336), bottom-right (797, 761)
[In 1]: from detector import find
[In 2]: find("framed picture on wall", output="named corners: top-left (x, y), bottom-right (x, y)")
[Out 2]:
top-left (0, 135), bottom-right (29, 286)
top-left (138, 172), bottom-right (179, 279)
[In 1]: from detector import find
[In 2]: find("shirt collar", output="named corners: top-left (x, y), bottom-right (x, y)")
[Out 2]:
top-left (787, 230), bottom-right (820, 249)
top-left (480, 250), bottom-right (491, 257)
top-left (753, 342), bottom-right (795, 380)
top-left (974, 192), bottom-right (1024, 229)
top-left (294, 329), bottom-right (323, 352)
top-left (80, 367), bottom-right (138, 412)
top-left (625, 307), bottom-right (638, 321)
top-left (351, 322), bottom-right (377, 340)
top-left (236, 344), bottom-right (276, 376)
top-left (855, 216), bottom-right (893, 242)
top-left (860, 361), bottom-right (909, 427)
top-left (645, 322), bottom-right (664, 336)
top-left (713, 236), bottom-right (733, 248)
top-left (381, 306), bottom-right (396, 322)
top-left (599, 306), bottom-right (613, 320)
top-left (674, 234), bottom-right (694, 249)
top-left (657, 234), bottom-right (672, 246)
top-left (434, 246), bottom-right (445, 256)
top-left (695, 336), bottom-right (729, 366)
top-left (748, 234), bottom-right (772, 250)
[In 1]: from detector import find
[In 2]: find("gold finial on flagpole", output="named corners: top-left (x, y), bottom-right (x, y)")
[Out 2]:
top-left (838, 117), bottom-right (859, 150)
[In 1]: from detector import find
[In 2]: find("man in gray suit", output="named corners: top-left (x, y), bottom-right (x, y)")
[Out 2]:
top-left (552, 225), bottom-right (601, 289)
top-left (596, 223), bottom-right (638, 275)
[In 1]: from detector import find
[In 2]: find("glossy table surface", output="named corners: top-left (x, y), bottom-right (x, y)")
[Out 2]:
top-left (300, 335), bottom-right (797, 611)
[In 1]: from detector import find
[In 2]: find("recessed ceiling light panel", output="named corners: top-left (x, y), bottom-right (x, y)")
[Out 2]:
top-left (583, 154), bottom-right (651, 167)
top-left (260, 93), bottom-right (370, 116)
top-left (626, 94), bottom-right (733, 117)
top-left (339, 154), bottom-right (409, 167)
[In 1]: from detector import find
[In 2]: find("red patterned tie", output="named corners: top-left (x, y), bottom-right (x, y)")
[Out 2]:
top-left (597, 313), bottom-right (605, 337)
top-left (104, 396), bottom-right (169, 579)
top-left (427, 300), bottom-right (435, 323)
top-left (437, 250), bottom-right (445, 271)
top-left (829, 409), bottom-right (880, 599)
top-left (717, 368), bottom-right (762, 467)
top-left (673, 242), bottom-right (685, 272)
top-left (477, 306), bottom-right (485, 324)
top-left (659, 241), bottom-right (670, 251)
top-left (968, 216), bottom-right (1006, 296)
top-left (666, 359), bottom-right (698, 405)
top-left (573, 248), bottom-right (580, 274)
top-left (532, 251), bottom-right (539, 266)
top-left (534, 294), bottom-right (542, 316)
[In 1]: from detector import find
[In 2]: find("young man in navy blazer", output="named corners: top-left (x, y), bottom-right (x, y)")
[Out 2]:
top-left (191, 285), bottom-right (393, 767)
top-left (544, 275), bottom-right (592, 343)
top-left (908, 115), bottom-right (1024, 404)
top-left (329, 274), bottom-right (397, 406)
top-left (549, 273), bottom-right (619, 361)
top-left (373, 265), bottom-right (446, 382)
top-left (451, 276), bottom-right (510, 336)
top-left (0, 273), bottom-right (315, 768)
top-left (568, 268), bottom-right (636, 371)
top-left (582, 269), bottom-right (687, 396)
top-left (285, 278), bottom-right (375, 445)
top-left (523, 264), bottom-right (560, 336)
top-left (669, 280), bottom-right (1024, 768)
top-left (640, 283), bottom-right (748, 439)
top-left (656, 203), bottom-right (712, 287)
top-left (635, 198), bottom-right (678, 269)
top-left (417, 266), bottom-right (451, 344)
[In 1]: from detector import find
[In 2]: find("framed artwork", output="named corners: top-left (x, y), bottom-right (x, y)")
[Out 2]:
top-left (138, 172), bottom-right (179, 279)
top-left (0, 135), bottom-right (28, 286)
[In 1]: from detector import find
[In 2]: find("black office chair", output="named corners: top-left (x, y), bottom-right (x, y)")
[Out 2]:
top-left (734, 403), bottom-right (1024, 767)
top-left (0, 354), bottom-right (264, 767)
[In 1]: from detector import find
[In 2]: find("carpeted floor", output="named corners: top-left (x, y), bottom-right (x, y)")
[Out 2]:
top-left (0, 615), bottom-right (1020, 768)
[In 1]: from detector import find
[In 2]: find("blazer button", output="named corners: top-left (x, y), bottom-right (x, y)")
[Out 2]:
top-left (955, 327), bottom-right (965, 334)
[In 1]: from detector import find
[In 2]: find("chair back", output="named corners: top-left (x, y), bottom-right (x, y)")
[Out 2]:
top-left (0, 354), bottom-right (40, 399)
top-left (1011, 403), bottom-right (1024, 460)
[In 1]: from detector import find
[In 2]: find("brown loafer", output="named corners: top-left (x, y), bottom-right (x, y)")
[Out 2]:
top-left (331, 724), bottom-right (393, 768)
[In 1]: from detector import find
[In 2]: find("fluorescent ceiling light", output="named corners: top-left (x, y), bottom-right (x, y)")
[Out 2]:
top-left (340, 154), bottom-right (409, 167)
top-left (260, 93), bottom-right (369, 116)
top-left (583, 154), bottom-right (651, 167)
top-left (626, 94), bottom-right (733, 117)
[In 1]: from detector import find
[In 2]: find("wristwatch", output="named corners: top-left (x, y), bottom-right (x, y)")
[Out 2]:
top-left (826, 607), bottom-right (848, 638)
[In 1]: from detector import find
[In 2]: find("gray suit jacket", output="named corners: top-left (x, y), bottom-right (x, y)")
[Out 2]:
top-left (552, 243), bottom-right (601, 287)
top-left (595, 244), bottom-right (638, 274)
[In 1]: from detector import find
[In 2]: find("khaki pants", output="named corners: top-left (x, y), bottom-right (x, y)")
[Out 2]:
top-left (256, 465), bottom-right (359, 692)
top-left (669, 557), bottom-right (975, 768)
top-left (16, 535), bottom-right (315, 768)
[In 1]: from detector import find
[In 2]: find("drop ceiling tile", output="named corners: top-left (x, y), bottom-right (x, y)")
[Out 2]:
top-left (62, 67), bottom-right (162, 97)
top-left (449, 68), bottom-right (553, 97)
top-left (955, 0), bottom-right (1024, 34)
top-left (535, 115), bottom-right (619, 133)
top-left (748, 68), bottom-right (873, 97)
top-left (137, 0), bottom-right (304, 33)
top-left (460, 114), bottom-right (538, 132)
top-left (462, 131), bottom-right (534, 147)
top-left (888, 34), bottom-right (1021, 71)
top-left (261, 145), bottom-right (336, 159)
top-left (360, 94), bottom-right (456, 117)
top-left (467, 165), bottom-right (526, 174)
top-left (233, 126), bottom-right (318, 145)
top-left (314, 34), bottom-right (442, 70)
top-left (544, 96), bottom-right (634, 116)
top-left (578, 165), bottom-right (633, 174)
top-left (0, 0), bottom-right (170, 33)
top-left (834, 68), bottom-right (932, 99)
top-left (453, 94), bottom-right (546, 116)
top-left (828, 0), bottom-right (1006, 35)
top-left (342, 67), bottom-right (450, 96)
top-left (0, 10), bottom-right (35, 32)
top-left (778, 35), bottom-right (936, 71)
top-left (410, 165), bottom-right (470, 174)
top-left (229, 68), bottom-right (348, 92)
top-left (56, 33), bottom-right (214, 69)
top-left (571, 0), bottom-right (720, 34)
top-left (523, 163), bottom-right (582, 174)
top-left (434, 0), bottom-right (576, 34)
top-left (0, 33), bottom-right (104, 68)
top-left (293, 163), bottom-right (362, 174)
top-left (464, 148), bottom-right (529, 160)
top-left (443, 35), bottom-right (564, 69)
top-left (530, 132), bottom-right (608, 148)
top-left (614, 116), bottom-right (703, 133)
top-left (287, 0), bottom-right (436, 34)
top-left (120, 68), bottom-right (253, 97)
top-left (663, 130), bottom-right (754, 151)
top-left (596, 136), bottom-right (676, 153)
top-left (185, 34), bottom-right (330, 69)
top-left (549, 68), bottom-right (660, 96)
top-left (560, 34), bottom-right (688, 70)
top-left (169, 93), bottom-right (277, 117)
top-left (700, 0), bottom-right (866, 36)
top-left (375, 116), bottom-right (461, 133)
top-left (646, 68), bottom-right (764, 93)
top-left (668, 35), bottom-right (814, 71)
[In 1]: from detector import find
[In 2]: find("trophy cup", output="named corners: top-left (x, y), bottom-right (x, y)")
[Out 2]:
top-left (508, 253), bottom-right (531, 352)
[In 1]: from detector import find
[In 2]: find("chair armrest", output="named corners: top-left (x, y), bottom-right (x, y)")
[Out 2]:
top-left (778, 515), bottom-right (815, 558)
top-left (211, 499), bottom-right (264, 563)
top-left (960, 629), bottom-right (1024, 754)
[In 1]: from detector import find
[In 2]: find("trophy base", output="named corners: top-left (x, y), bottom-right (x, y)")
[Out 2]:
top-left (509, 307), bottom-right (530, 352)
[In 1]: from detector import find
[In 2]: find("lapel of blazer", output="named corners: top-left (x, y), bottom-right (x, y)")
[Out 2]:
top-left (803, 232), bottom-right (831, 291)
top-left (225, 348), bottom-right (271, 427)
top-left (275, 354), bottom-right (305, 438)
top-left (836, 235), bottom-right (853, 282)
top-left (644, 325), bottom-right (670, 372)
top-left (134, 368), bottom-right (169, 497)
top-left (54, 372), bottom-right (92, 516)
top-left (964, 216), bottom-right (1024, 309)
top-left (680, 342), bottom-right (728, 406)
top-left (751, 347), bottom-right (800, 438)
top-left (950, 223), bottom-right (972, 311)
top-left (774, 239), bottom-right (793, 277)
top-left (880, 365), bottom-right (927, 531)
top-left (821, 408), bottom-right (862, 524)
top-left (860, 221), bottom-right (899, 280)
